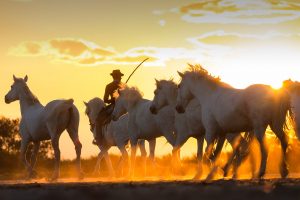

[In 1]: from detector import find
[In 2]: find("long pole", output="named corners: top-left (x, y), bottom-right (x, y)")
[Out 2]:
top-left (125, 58), bottom-right (149, 84)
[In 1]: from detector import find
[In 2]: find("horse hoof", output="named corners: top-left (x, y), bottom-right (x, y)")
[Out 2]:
top-left (232, 173), bottom-right (238, 180)
top-left (258, 171), bottom-right (265, 179)
top-left (280, 167), bottom-right (288, 178)
top-left (47, 173), bottom-right (59, 182)
top-left (28, 170), bottom-right (38, 179)
top-left (223, 171), bottom-right (228, 178)
top-left (192, 174), bottom-right (201, 180)
top-left (78, 172), bottom-right (85, 180)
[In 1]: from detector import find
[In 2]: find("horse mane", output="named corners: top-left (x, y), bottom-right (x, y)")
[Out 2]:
top-left (23, 85), bottom-right (40, 105)
top-left (119, 86), bottom-right (143, 102)
top-left (182, 64), bottom-right (232, 89)
top-left (156, 78), bottom-right (177, 89)
top-left (283, 79), bottom-right (300, 95)
top-left (85, 97), bottom-right (105, 115)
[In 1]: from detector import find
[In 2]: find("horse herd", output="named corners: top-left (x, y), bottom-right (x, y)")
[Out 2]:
top-left (4, 64), bottom-right (300, 181)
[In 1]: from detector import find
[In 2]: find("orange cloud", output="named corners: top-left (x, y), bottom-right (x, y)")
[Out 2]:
top-left (9, 38), bottom-right (117, 65)
top-left (50, 39), bottom-right (88, 57)
top-left (157, 0), bottom-right (300, 25)
top-left (181, 1), bottom-right (239, 14)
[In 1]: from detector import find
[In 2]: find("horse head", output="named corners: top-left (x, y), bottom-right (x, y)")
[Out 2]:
top-left (111, 89), bottom-right (127, 121)
top-left (176, 71), bottom-right (194, 113)
top-left (5, 75), bottom-right (28, 104)
top-left (150, 79), bottom-right (177, 115)
top-left (84, 98), bottom-right (105, 132)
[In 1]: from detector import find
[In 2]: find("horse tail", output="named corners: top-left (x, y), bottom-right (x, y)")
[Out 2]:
top-left (272, 89), bottom-right (290, 136)
top-left (46, 99), bottom-right (74, 120)
top-left (66, 99), bottom-right (80, 131)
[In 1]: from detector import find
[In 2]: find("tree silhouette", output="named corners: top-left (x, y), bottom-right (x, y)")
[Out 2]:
top-left (0, 116), bottom-right (53, 158)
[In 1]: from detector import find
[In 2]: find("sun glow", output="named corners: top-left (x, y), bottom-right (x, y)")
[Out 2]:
top-left (209, 42), bottom-right (300, 89)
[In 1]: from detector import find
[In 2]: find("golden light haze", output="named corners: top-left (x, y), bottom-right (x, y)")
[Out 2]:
top-left (1, 0), bottom-right (300, 159)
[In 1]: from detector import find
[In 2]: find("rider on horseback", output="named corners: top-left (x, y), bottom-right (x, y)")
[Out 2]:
top-left (92, 69), bottom-right (124, 145)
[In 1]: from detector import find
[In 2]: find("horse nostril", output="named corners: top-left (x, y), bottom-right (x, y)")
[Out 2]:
top-left (4, 96), bottom-right (9, 104)
top-left (176, 105), bottom-right (185, 113)
top-left (149, 105), bottom-right (157, 114)
top-left (112, 115), bottom-right (117, 121)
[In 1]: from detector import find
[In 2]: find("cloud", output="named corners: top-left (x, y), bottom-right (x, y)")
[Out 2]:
top-left (9, 31), bottom-right (300, 68)
top-left (157, 0), bottom-right (300, 25)
top-left (9, 38), bottom-right (118, 66)
top-left (188, 30), bottom-right (296, 46)
top-left (9, 37), bottom-right (211, 67)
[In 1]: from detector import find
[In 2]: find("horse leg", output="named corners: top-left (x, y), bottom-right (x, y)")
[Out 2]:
top-left (19, 138), bottom-right (31, 179)
top-left (193, 134), bottom-right (205, 180)
top-left (67, 127), bottom-right (83, 180)
top-left (210, 134), bottom-right (226, 162)
top-left (29, 141), bottom-right (40, 178)
top-left (254, 125), bottom-right (268, 179)
top-left (204, 129), bottom-right (218, 181)
top-left (129, 139), bottom-right (138, 178)
top-left (206, 134), bottom-right (226, 180)
top-left (117, 145), bottom-right (129, 177)
top-left (138, 140), bottom-right (147, 158)
top-left (49, 134), bottom-right (61, 181)
top-left (163, 130), bottom-right (178, 167)
top-left (93, 149), bottom-right (105, 175)
top-left (172, 134), bottom-right (189, 169)
top-left (271, 126), bottom-right (289, 178)
top-left (103, 151), bottom-right (115, 178)
top-left (249, 149), bottom-right (256, 179)
top-left (223, 133), bottom-right (242, 178)
top-left (149, 138), bottom-right (156, 166)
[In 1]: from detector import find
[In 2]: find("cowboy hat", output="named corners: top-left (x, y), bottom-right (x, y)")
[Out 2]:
top-left (110, 69), bottom-right (124, 77)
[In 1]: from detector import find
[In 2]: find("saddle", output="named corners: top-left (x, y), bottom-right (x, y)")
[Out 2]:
top-left (92, 104), bottom-right (114, 146)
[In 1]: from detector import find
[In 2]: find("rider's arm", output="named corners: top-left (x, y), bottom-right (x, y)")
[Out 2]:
top-left (103, 86), bottom-right (111, 103)
top-left (104, 85), bottom-right (113, 104)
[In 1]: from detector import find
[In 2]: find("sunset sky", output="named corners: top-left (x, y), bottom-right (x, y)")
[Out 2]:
top-left (1, 0), bottom-right (300, 159)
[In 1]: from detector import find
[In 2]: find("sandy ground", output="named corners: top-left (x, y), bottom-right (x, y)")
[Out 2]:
top-left (1, 178), bottom-right (300, 200)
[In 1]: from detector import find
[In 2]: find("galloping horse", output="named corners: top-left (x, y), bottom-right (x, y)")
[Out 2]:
top-left (176, 65), bottom-right (290, 179)
top-left (111, 86), bottom-right (176, 176)
top-left (150, 79), bottom-right (252, 179)
top-left (5, 75), bottom-right (83, 180)
top-left (84, 97), bottom-right (146, 176)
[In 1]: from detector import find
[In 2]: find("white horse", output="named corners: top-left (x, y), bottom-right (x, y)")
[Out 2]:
top-left (111, 86), bottom-right (176, 175)
top-left (176, 65), bottom-right (290, 179)
top-left (282, 80), bottom-right (300, 138)
top-left (84, 97), bottom-right (146, 176)
top-left (150, 79), bottom-right (253, 179)
top-left (4, 75), bottom-right (83, 180)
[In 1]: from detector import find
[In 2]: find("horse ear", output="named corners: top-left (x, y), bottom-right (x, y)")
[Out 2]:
top-left (13, 75), bottom-right (17, 81)
top-left (155, 79), bottom-right (159, 85)
top-left (24, 75), bottom-right (28, 82)
top-left (177, 71), bottom-right (184, 78)
top-left (83, 101), bottom-right (88, 106)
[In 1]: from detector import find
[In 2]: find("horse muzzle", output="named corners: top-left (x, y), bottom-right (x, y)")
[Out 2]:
top-left (4, 95), bottom-right (11, 104)
top-left (111, 114), bottom-right (118, 121)
top-left (175, 105), bottom-right (185, 114)
top-left (149, 105), bottom-right (158, 115)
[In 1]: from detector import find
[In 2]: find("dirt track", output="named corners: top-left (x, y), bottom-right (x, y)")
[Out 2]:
top-left (1, 178), bottom-right (300, 200)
